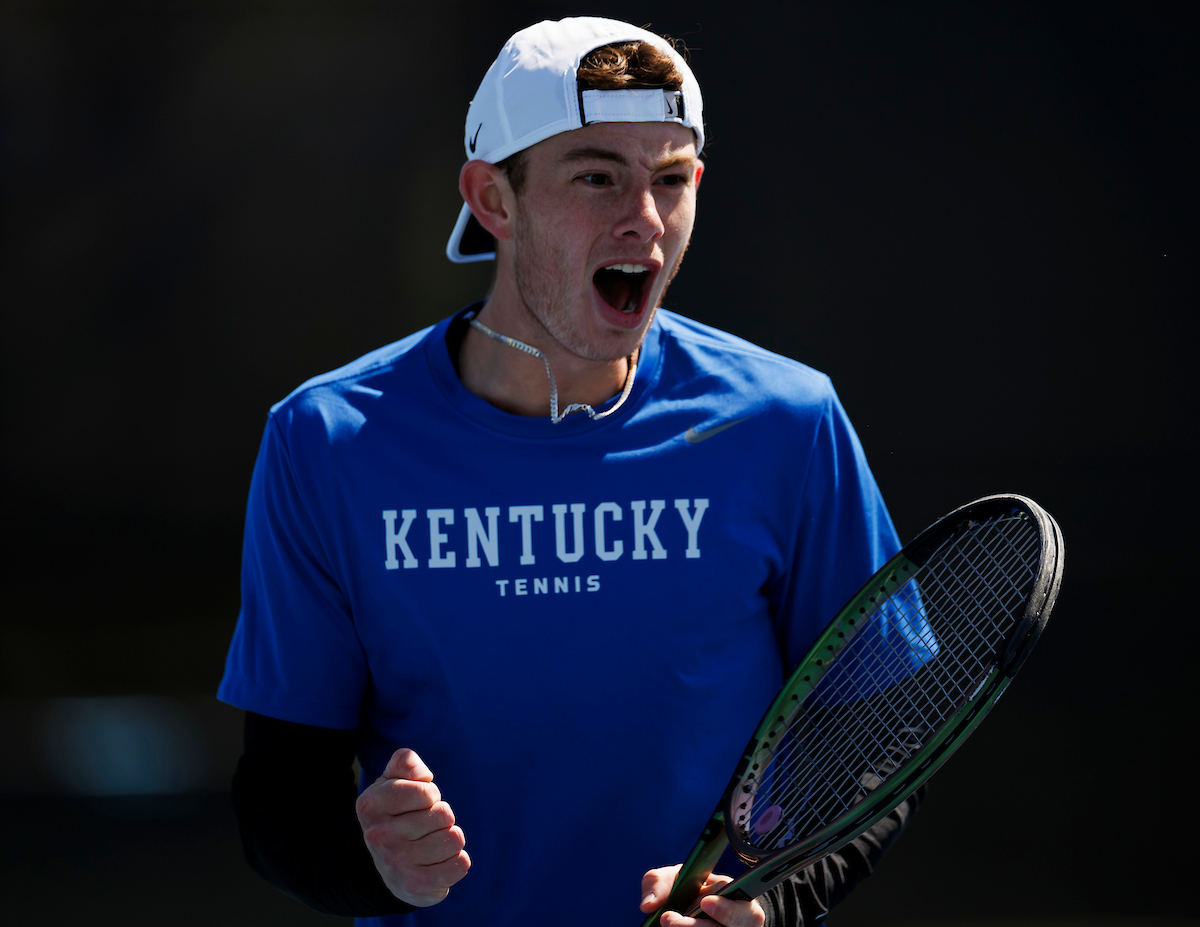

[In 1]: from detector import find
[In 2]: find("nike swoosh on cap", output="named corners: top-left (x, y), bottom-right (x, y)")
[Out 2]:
top-left (683, 417), bottom-right (750, 444)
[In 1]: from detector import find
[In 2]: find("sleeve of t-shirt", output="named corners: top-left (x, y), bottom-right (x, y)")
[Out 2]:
top-left (766, 384), bottom-right (901, 669)
top-left (218, 412), bottom-right (368, 728)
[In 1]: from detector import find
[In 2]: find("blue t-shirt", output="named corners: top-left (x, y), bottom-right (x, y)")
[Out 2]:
top-left (219, 307), bottom-right (900, 927)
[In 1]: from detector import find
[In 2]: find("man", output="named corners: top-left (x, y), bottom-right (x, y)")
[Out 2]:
top-left (219, 17), bottom-right (920, 927)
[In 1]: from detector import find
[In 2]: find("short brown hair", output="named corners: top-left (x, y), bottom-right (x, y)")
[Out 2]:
top-left (498, 38), bottom-right (688, 194)
top-left (576, 39), bottom-right (686, 91)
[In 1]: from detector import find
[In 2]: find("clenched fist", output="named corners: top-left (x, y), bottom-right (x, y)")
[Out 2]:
top-left (354, 748), bottom-right (471, 907)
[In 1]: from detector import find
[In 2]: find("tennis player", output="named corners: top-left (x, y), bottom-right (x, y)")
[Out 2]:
top-left (219, 17), bottom-right (921, 927)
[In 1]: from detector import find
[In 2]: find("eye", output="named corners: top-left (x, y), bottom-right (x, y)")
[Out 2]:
top-left (655, 173), bottom-right (689, 187)
top-left (579, 172), bottom-right (611, 186)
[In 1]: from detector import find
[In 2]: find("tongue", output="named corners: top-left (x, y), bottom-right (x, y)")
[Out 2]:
top-left (597, 274), bottom-right (634, 312)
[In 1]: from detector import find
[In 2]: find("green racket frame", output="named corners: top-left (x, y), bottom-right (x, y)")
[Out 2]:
top-left (639, 494), bottom-right (1063, 925)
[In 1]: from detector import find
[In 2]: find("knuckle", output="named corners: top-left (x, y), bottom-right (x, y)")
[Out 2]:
top-left (431, 800), bottom-right (456, 827)
top-left (449, 849), bottom-right (471, 878)
top-left (395, 778), bottom-right (430, 800)
top-left (389, 778), bottom-right (438, 810)
top-left (356, 785), bottom-right (388, 815)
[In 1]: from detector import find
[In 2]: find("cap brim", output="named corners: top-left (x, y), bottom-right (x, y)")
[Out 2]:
top-left (446, 202), bottom-right (497, 263)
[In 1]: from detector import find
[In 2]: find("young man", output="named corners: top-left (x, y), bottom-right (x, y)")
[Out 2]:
top-left (219, 17), bottom-right (920, 927)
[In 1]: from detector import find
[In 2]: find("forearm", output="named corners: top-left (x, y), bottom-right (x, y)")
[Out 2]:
top-left (759, 787), bottom-right (925, 927)
top-left (231, 711), bottom-right (416, 917)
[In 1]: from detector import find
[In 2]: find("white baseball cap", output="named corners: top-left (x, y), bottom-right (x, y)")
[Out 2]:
top-left (446, 16), bottom-right (705, 263)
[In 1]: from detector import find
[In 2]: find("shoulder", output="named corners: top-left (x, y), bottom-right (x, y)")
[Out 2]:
top-left (653, 309), bottom-right (838, 419)
top-left (266, 321), bottom-right (441, 445)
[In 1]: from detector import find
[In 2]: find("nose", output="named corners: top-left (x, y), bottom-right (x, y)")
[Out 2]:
top-left (613, 183), bottom-right (665, 243)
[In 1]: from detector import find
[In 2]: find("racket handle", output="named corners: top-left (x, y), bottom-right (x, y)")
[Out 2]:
top-left (680, 885), bottom-right (752, 920)
top-left (638, 815), bottom-right (729, 927)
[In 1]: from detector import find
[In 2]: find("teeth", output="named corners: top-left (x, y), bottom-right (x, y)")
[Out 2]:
top-left (613, 264), bottom-right (648, 274)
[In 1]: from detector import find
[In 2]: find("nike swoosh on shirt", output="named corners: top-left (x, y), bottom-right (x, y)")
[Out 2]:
top-left (683, 417), bottom-right (750, 444)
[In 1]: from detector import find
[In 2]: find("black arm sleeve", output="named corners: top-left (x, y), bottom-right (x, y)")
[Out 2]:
top-left (230, 711), bottom-right (417, 917)
top-left (758, 786), bottom-right (925, 927)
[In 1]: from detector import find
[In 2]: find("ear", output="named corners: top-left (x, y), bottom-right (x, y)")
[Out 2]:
top-left (459, 160), bottom-right (515, 243)
top-left (693, 159), bottom-right (704, 190)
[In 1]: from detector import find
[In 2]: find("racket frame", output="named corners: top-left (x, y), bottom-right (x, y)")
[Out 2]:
top-left (641, 494), bottom-right (1063, 924)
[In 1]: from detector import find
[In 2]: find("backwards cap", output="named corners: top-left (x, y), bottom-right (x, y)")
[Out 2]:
top-left (446, 16), bottom-right (705, 263)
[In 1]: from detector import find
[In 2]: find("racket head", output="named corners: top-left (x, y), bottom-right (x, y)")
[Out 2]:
top-left (715, 494), bottom-right (1063, 895)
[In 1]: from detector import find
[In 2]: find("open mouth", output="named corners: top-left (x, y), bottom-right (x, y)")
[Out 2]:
top-left (593, 263), bottom-right (651, 314)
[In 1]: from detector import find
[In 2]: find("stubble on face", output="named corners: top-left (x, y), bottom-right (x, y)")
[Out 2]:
top-left (509, 197), bottom-right (586, 359)
top-left (509, 196), bottom-right (628, 364)
top-left (509, 197), bottom-right (695, 364)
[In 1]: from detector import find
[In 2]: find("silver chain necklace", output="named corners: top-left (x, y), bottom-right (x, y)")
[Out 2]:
top-left (466, 311), bottom-right (638, 424)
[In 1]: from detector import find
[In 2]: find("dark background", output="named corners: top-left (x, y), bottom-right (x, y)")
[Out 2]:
top-left (2, 1), bottom-right (1195, 924)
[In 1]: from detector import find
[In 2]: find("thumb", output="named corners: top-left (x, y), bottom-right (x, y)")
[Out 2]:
top-left (380, 747), bottom-right (434, 782)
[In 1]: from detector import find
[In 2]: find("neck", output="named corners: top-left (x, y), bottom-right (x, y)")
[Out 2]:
top-left (457, 288), bottom-right (635, 418)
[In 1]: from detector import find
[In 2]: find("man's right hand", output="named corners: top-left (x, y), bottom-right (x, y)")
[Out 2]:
top-left (354, 748), bottom-right (471, 907)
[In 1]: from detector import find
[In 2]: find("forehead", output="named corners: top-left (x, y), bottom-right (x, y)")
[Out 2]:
top-left (524, 121), bottom-right (699, 169)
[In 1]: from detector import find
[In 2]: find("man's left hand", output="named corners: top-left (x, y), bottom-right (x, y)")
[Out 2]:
top-left (640, 865), bottom-right (766, 927)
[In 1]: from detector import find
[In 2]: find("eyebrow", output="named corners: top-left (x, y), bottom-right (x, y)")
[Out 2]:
top-left (559, 146), bottom-right (695, 171)
top-left (560, 146), bottom-right (629, 166)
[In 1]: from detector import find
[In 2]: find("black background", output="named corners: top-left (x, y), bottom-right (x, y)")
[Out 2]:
top-left (2, 1), bottom-right (1196, 923)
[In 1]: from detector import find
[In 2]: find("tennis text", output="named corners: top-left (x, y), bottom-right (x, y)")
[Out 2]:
top-left (493, 575), bottom-right (601, 596)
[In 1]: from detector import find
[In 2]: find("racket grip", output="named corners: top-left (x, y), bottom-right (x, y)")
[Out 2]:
top-left (638, 815), bottom-right (729, 927)
top-left (679, 885), bottom-right (752, 920)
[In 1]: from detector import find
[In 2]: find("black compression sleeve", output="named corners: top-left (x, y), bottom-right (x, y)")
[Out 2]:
top-left (231, 711), bottom-right (417, 917)
top-left (758, 786), bottom-right (925, 927)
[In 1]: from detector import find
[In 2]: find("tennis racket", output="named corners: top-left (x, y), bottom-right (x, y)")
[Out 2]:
top-left (641, 493), bottom-right (1064, 924)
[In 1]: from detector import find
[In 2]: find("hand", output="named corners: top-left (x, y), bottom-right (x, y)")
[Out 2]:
top-left (354, 748), bottom-right (471, 907)
top-left (640, 865), bottom-right (766, 927)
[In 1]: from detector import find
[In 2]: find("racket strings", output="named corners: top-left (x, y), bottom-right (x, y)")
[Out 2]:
top-left (734, 513), bottom-right (1041, 851)
top-left (795, 518), bottom-right (1038, 802)
top-left (746, 549), bottom-right (1010, 818)
top-left (743, 516), bottom-right (1040, 838)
